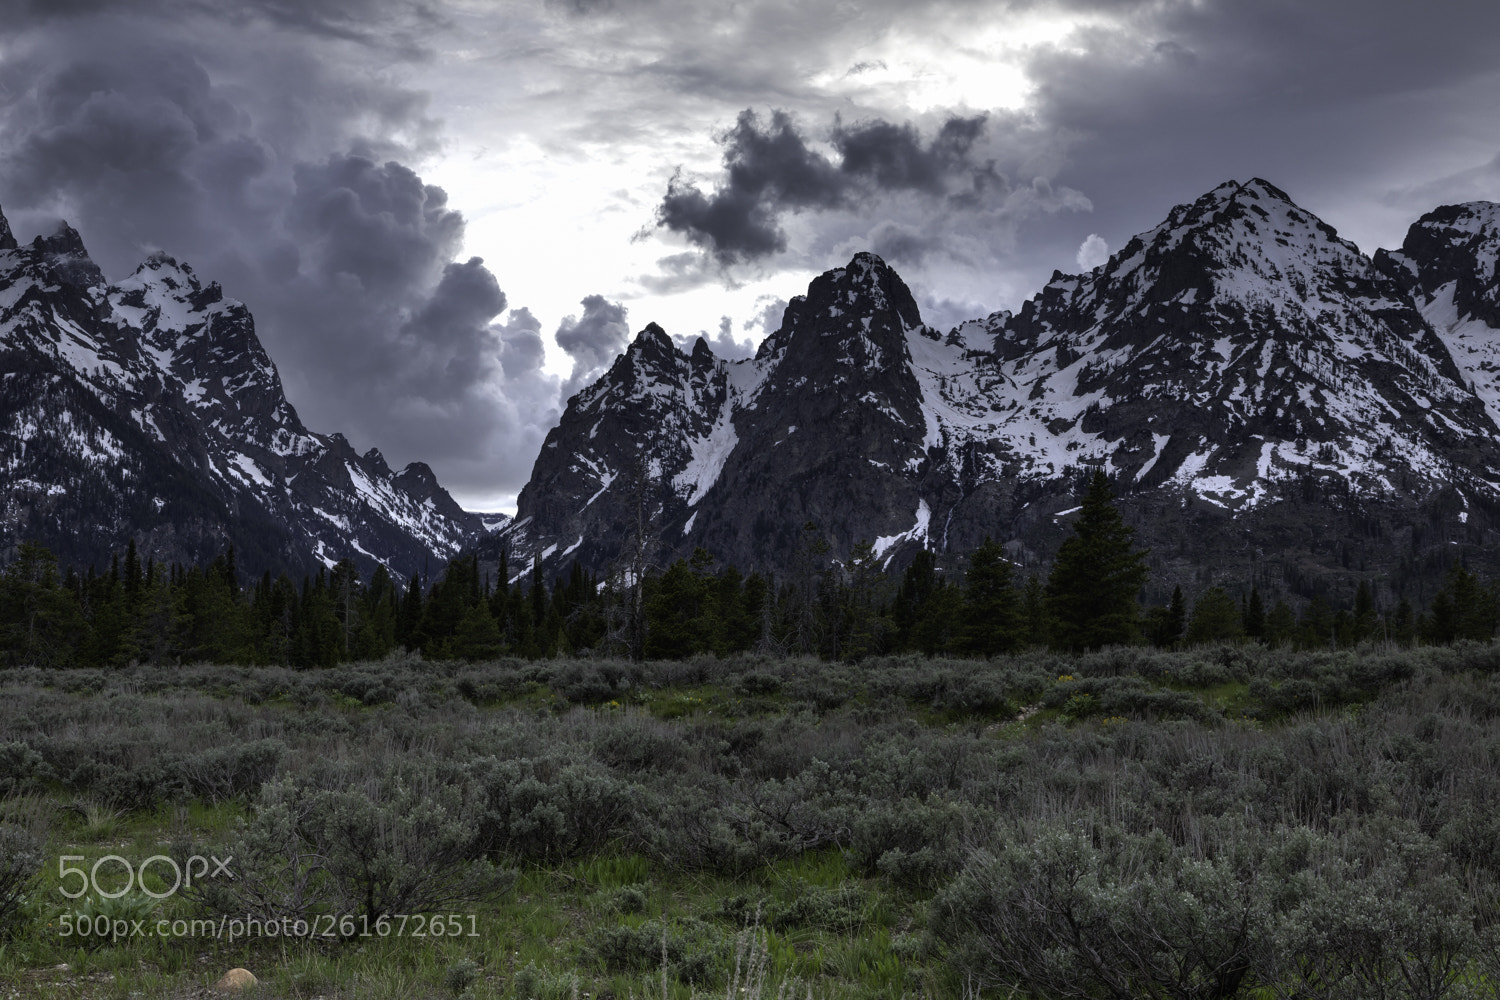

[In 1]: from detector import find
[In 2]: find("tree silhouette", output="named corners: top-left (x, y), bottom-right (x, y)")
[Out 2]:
top-left (1044, 470), bottom-right (1149, 651)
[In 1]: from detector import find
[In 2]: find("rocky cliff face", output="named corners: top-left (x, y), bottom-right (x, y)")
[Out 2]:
top-left (0, 207), bottom-right (481, 580)
top-left (1376, 202), bottom-right (1500, 426)
top-left (491, 180), bottom-right (1500, 600)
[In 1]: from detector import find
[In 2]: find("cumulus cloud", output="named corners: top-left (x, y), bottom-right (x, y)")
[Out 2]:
top-left (832, 113), bottom-right (993, 199)
top-left (1075, 233), bottom-right (1109, 270)
top-left (653, 108), bottom-right (1002, 265)
top-left (744, 296), bottom-right (789, 341)
top-left (673, 317), bottom-right (755, 360)
top-left (654, 109), bottom-right (846, 263)
top-left (555, 295), bottom-right (632, 399)
top-left (497, 307), bottom-right (547, 380)
top-left (0, 9), bottom-right (557, 504)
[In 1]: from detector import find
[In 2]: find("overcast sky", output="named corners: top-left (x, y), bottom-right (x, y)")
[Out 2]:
top-left (3, 0), bottom-right (1498, 511)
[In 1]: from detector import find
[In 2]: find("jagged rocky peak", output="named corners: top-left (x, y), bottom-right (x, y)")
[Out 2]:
top-left (497, 178), bottom-right (1500, 594)
top-left (21, 218), bottom-right (105, 288)
top-left (36, 219), bottom-right (89, 257)
top-left (0, 205), bottom-right (482, 581)
top-left (396, 460), bottom-right (441, 492)
top-left (364, 446), bottom-right (391, 474)
top-left (1375, 200), bottom-right (1500, 428)
top-left (1088, 177), bottom-right (1376, 313)
top-left (627, 322), bottom-right (680, 365)
top-left (0, 205), bottom-right (16, 252)
top-left (757, 251), bottom-right (927, 381)
top-left (689, 335), bottom-right (716, 366)
top-left (1377, 201), bottom-right (1500, 326)
top-left (130, 250), bottom-right (217, 298)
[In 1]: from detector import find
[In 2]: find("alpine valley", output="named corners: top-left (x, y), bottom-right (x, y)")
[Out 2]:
top-left (0, 207), bottom-right (481, 581)
top-left (488, 179), bottom-right (1500, 604)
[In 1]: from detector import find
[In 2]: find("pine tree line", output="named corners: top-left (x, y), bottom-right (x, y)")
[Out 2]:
top-left (2, 472), bottom-right (1496, 667)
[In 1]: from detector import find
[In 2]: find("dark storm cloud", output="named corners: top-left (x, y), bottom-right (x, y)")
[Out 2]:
top-left (261, 154), bottom-right (561, 491)
top-left (0, 31), bottom-right (271, 268)
top-left (832, 114), bottom-right (990, 197)
top-left (1009, 0), bottom-right (1500, 266)
top-left (654, 109), bottom-right (1000, 264)
top-left (555, 295), bottom-right (632, 399)
top-left (10, 0), bottom-right (114, 21)
top-left (655, 109), bottom-right (846, 263)
top-left (221, 0), bottom-right (442, 44)
top-left (0, 9), bottom-right (558, 502)
top-left (288, 154), bottom-right (464, 295)
top-left (402, 257), bottom-right (507, 389)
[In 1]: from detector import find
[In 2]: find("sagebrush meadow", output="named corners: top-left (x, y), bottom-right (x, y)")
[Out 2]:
top-left (2, 643), bottom-right (1500, 998)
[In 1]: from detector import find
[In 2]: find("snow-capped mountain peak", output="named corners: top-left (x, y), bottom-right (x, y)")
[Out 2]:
top-left (490, 180), bottom-right (1500, 592)
top-left (0, 204), bottom-right (480, 580)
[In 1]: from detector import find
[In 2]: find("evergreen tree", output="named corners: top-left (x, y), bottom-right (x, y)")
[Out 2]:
top-left (728, 570), bottom-right (766, 653)
top-left (1264, 598), bottom-right (1297, 648)
top-left (123, 538), bottom-right (142, 608)
top-left (1185, 586), bottom-right (1243, 644)
top-left (1243, 586), bottom-right (1265, 640)
top-left (1425, 563), bottom-right (1495, 643)
top-left (0, 542), bottom-right (85, 667)
top-left (329, 558), bottom-right (362, 659)
top-left (841, 540), bottom-right (891, 661)
top-left (892, 550), bottom-right (938, 650)
top-left (452, 601), bottom-right (504, 660)
top-left (396, 574), bottom-right (424, 650)
top-left (957, 537), bottom-right (1021, 656)
top-left (1391, 597), bottom-right (1416, 645)
top-left (354, 565), bottom-right (398, 659)
top-left (919, 585), bottom-right (963, 656)
top-left (1044, 470), bottom-right (1150, 651)
top-left (1351, 581), bottom-right (1379, 643)
top-left (643, 559), bottom-right (703, 659)
top-left (1145, 585), bottom-right (1186, 648)
top-left (1021, 573), bottom-right (1047, 647)
top-left (1167, 584), bottom-right (1187, 641)
top-left (1297, 595), bottom-right (1335, 650)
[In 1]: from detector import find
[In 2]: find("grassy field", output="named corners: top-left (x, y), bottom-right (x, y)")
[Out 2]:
top-left (2, 644), bottom-right (1500, 999)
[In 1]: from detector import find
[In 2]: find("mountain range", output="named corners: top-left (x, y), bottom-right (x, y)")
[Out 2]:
top-left (4, 179), bottom-right (1498, 605)
top-left (0, 209), bottom-right (480, 581)
top-left (488, 179), bottom-right (1500, 604)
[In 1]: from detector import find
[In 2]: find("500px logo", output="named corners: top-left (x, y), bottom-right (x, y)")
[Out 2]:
top-left (57, 854), bottom-right (233, 900)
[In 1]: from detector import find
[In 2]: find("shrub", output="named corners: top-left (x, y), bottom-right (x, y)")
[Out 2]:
top-left (181, 762), bottom-right (514, 927)
top-left (588, 918), bottom-right (720, 985)
top-left (1270, 823), bottom-right (1482, 1000)
top-left (466, 754), bottom-right (633, 861)
top-left (733, 671), bottom-right (782, 696)
top-left (179, 738), bottom-right (287, 804)
top-left (848, 798), bottom-right (968, 887)
top-left (0, 741), bottom-right (52, 797)
top-left (0, 823), bottom-right (43, 939)
top-left (444, 958), bottom-right (480, 995)
top-left (932, 821), bottom-right (1306, 1000)
top-left (607, 883), bottom-right (648, 915)
top-left (765, 880), bottom-right (866, 932)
